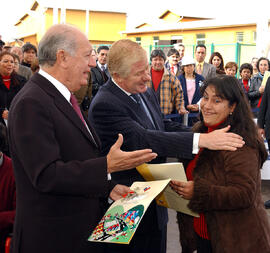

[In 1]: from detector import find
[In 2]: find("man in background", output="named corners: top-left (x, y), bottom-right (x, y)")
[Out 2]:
top-left (91, 45), bottom-right (110, 98)
top-left (195, 44), bottom-right (216, 80)
top-left (21, 43), bottom-right (37, 68)
top-left (174, 43), bottom-right (185, 65)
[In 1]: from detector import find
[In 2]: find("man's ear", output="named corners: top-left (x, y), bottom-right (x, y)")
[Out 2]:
top-left (56, 49), bottom-right (68, 68)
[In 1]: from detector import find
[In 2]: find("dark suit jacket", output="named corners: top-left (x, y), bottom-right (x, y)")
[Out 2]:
top-left (91, 65), bottom-right (110, 97)
top-left (258, 77), bottom-right (270, 140)
top-left (88, 79), bottom-right (194, 236)
top-left (8, 73), bottom-right (115, 253)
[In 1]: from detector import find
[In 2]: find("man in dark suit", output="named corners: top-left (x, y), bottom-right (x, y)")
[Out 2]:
top-left (88, 39), bottom-right (245, 253)
top-left (91, 45), bottom-right (110, 98)
top-left (8, 24), bottom-right (157, 253)
top-left (258, 76), bottom-right (270, 209)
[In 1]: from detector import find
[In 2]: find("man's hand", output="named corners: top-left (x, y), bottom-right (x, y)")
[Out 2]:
top-left (199, 125), bottom-right (245, 151)
top-left (170, 180), bottom-right (194, 200)
top-left (107, 134), bottom-right (157, 173)
top-left (109, 184), bottom-right (131, 201)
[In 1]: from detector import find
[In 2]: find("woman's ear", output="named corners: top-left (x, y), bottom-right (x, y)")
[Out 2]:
top-left (230, 103), bottom-right (237, 114)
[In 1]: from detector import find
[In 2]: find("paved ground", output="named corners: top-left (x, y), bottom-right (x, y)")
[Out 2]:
top-left (166, 180), bottom-right (270, 253)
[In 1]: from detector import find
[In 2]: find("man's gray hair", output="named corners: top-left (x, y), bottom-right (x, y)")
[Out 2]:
top-left (38, 25), bottom-right (77, 67)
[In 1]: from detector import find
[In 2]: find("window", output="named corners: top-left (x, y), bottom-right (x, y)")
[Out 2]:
top-left (135, 37), bottom-right (141, 45)
top-left (236, 32), bottom-right (244, 43)
top-left (171, 35), bottom-right (183, 45)
top-left (196, 34), bottom-right (205, 45)
top-left (153, 36), bottom-right (159, 47)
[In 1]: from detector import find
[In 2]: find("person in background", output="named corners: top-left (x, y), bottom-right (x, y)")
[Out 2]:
top-left (171, 75), bottom-right (270, 253)
top-left (174, 43), bottom-right (185, 66)
top-left (208, 52), bottom-right (225, 75)
top-left (146, 49), bottom-right (187, 116)
top-left (251, 57), bottom-right (259, 76)
top-left (21, 43), bottom-right (37, 68)
top-left (224, 61), bottom-right (238, 76)
top-left (10, 46), bottom-right (32, 80)
top-left (257, 76), bottom-right (270, 209)
top-left (0, 122), bottom-right (16, 253)
top-left (0, 52), bottom-right (26, 126)
top-left (74, 49), bottom-right (97, 116)
top-left (194, 44), bottom-right (216, 80)
top-left (238, 63), bottom-right (253, 96)
top-left (0, 36), bottom-right (5, 52)
top-left (165, 48), bottom-right (182, 76)
top-left (177, 57), bottom-right (204, 126)
top-left (249, 57), bottom-right (270, 115)
top-left (91, 46), bottom-right (110, 98)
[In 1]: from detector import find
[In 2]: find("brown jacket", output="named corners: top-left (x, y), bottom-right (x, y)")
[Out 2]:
top-left (188, 146), bottom-right (270, 253)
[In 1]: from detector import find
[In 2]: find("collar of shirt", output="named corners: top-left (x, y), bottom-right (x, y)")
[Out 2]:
top-left (39, 69), bottom-right (71, 103)
top-left (111, 77), bottom-right (132, 96)
top-left (97, 62), bottom-right (107, 70)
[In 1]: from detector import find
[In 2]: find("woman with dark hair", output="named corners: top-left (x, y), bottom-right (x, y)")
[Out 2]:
top-left (0, 51), bottom-right (26, 126)
top-left (177, 56), bottom-right (204, 125)
top-left (249, 57), bottom-right (270, 113)
top-left (208, 52), bottom-right (225, 75)
top-left (171, 75), bottom-right (270, 253)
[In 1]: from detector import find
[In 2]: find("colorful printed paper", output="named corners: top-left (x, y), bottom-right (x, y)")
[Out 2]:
top-left (88, 179), bottom-right (170, 244)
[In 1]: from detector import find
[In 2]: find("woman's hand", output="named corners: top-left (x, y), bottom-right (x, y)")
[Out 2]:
top-left (186, 104), bottom-right (199, 111)
top-left (259, 86), bottom-right (265, 94)
top-left (179, 107), bottom-right (188, 115)
top-left (170, 180), bottom-right (194, 200)
top-left (2, 109), bottom-right (8, 120)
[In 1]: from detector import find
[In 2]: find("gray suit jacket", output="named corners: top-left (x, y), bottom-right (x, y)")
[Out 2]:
top-left (198, 62), bottom-right (216, 80)
top-left (18, 64), bottom-right (32, 80)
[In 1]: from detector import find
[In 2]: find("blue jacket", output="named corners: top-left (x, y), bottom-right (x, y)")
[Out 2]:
top-left (177, 73), bottom-right (204, 109)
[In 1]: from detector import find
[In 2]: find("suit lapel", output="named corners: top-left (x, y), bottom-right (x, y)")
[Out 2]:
top-left (32, 73), bottom-right (99, 148)
top-left (107, 80), bottom-right (155, 129)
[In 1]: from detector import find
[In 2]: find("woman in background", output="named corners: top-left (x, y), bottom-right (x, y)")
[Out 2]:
top-left (0, 52), bottom-right (26, 126)
top-left (224, 61), bottom-right (238, 76)
top-left (171, 75), bottom-right (270, 253)
top-left (177, 57), bottom-right (204, 126)
top-left (209, 52), bottom-right (225, 75)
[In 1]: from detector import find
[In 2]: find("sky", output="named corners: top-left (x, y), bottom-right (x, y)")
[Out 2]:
top-left (1, 0), bottom-right (270, 42)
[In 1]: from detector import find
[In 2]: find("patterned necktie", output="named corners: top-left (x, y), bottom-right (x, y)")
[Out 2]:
top-left (197, 63), bottom-right (202, 75)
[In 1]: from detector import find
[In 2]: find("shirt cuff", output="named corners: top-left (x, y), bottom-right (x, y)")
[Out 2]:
top-left (107, 173), bottom-right (111, 180)
top-left (192, 133), bottom-right (200, 154)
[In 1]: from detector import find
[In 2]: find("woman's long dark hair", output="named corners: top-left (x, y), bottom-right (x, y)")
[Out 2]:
top-left (209, 52), bottom-right (225, 74)
top-left (193, 75), bottom-right (267, 163)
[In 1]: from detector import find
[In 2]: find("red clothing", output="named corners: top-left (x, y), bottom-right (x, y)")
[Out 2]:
top-left (242, 79), bottom-right (249, 92)
top-left (0, 154), bottom-right (16, 253)
top-left (151, 68), bottom-right (164, 91)
top-left (2, 76), bottom-right (11, 90)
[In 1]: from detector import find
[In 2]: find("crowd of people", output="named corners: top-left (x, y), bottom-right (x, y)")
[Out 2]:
top-left (0, 25), bottom-right (270, 253)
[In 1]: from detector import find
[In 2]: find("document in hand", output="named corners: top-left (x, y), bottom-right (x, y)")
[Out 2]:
top-left (137, 163), bottom-right (199, 217)
top-left (88, 179), bottom-right (170, 244)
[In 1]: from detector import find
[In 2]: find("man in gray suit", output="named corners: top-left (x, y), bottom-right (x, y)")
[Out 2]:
top-left (195, 44), bottom-right (216, 80)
